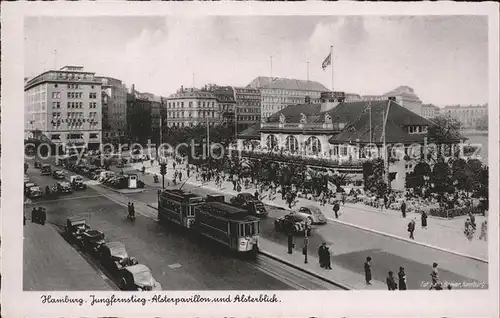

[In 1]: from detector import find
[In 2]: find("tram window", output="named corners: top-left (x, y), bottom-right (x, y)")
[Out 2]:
top-left (245, 223), bottom-right (254, 236)
top-left (230, 223), bottom-right (238, 235)
top-left (239, 224), bottom-right (244, 236)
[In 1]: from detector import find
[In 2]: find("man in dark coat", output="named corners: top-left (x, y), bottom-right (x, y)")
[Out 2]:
top-left (324, 246), bottom-right (332, 269)
top-left (318, 243), bottom-right (327, 268)
top-left (408, 219), bottom-right (416, 239)
top-left (398, 267), bottom-right (407, 290)
top-left (333, 201), bottom-right (340, 219)
top-left (421, 211), bottom-right (428, 229)
top-left (401, 201), bottom-right (407, 218)
top-left (287, 231), bottom-right (294, 254)
top-left (364, 256), bottom-right (372, 285)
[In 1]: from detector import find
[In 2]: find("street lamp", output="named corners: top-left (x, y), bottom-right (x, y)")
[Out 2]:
top-left (303, 221), bottom-right (310, 264)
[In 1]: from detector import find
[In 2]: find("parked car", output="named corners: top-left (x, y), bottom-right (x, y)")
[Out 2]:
top-left (34, 161), bottom-right (42, 169)
top-left (81, 229), bottom-right (106, 254)
top-left (118, 264), bottom-right (162, 291)
top-left (41, 164), bottom-right (52, 176)
top-left (56, 182), bottom-right (73, 194)
top-left (296, 205), bottom-right (327, 225)
top-left (24, 182), bottom-right (36, 194)
top-left (27, 186), bottom-right (43, 198)
top-left (274, 212), bottom-right (312, 236)
top-left (70, 175), bottom-right (86, 190)
top-left (65, 217), bottom-right (90, 245)
top-left (230, 193), bottom-right (268, 217)
top-left (52, 170), bottom-right (65, 180)
top-left (98, 241), bottom-right (138, 272)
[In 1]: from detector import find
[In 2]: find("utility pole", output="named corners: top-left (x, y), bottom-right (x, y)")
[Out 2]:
top-left (307, 61), bottom-right (310, 81)
top-left (270, 56), bottom-right (273, 80)
top-left (330, 45), bottom-right (334, 91)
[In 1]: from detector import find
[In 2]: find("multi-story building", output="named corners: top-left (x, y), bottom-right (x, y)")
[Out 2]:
top-left (165, 86), bottom-right (218, 128)
top-left (126, 85), bottom-right (153, 144)
top-left (421, 104), bottom-right (440, 119)
top-left (362, 86), bottom-right (423, 116)
top-left (95, 76), bottom-right (128, 144)
top-left (24, 66), bottom-right (103, 151)
top-left (247, 76), bottom-right (329, 121)
top-left (206, 84), bottom-right (236, 124)
top-left (442, 104), bottom-right (488, 128)
top-left (233, 87), bottom-right (261, 132)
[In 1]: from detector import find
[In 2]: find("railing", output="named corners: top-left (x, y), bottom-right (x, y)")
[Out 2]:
top-left (260, 122), bottom-right (345, 130)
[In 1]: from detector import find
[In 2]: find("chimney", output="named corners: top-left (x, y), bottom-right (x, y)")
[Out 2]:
top-left (131, 84), bottom-right (135, 94)
top-left (181, 85), bottom-right (184, 92)
top-left (320, 91), bottom-right (345, 112)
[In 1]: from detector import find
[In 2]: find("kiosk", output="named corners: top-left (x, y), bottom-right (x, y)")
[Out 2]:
top-left (128, 174), bottom-right (138, 189)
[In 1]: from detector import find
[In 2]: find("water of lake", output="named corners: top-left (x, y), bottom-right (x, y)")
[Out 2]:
top-left (463, 132), bottom-right (489, 164)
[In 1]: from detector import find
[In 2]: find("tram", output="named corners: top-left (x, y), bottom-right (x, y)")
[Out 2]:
top-left (157, 189), bottom-right (203, 228)
top-left (157, 189), bottom-right (260, 254)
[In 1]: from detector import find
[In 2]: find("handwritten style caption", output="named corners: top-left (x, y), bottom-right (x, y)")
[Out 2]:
top-left (41, 293), bottom-right (280, 307)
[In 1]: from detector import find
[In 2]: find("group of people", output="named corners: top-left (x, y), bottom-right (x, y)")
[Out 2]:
top-left (127, 202), bottom-right (136, 219)
top-left (464, 212), bottom-right (488, 241)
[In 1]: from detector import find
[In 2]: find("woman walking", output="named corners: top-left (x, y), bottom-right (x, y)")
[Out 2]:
top-left (398, 267), bottom-right (407, 290)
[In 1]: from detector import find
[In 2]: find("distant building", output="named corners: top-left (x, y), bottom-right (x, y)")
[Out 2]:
top-left (234, 86), bottom-right (261, 132)
top-left (126, 85), bottom-right (152, 144)
top-left (24, 66), bottom-right (103, 150)
top-left (363, 86), bottom-right (423, 116)
top-left (421, 104), bottom-right (440, 119)
top-left (247, 76), bottom-right (329, 121)
top-left (165, 86), bottom-right (218, 128)
top-left (95, 76), bottom-right (128, 144)
top-left (442, 104), bottom-right (488, 128)
top-left (206, 84), bottom-right (236, 124)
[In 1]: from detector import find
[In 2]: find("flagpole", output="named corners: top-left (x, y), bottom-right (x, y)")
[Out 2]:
top-left (307, 61), bottom-right (309, 81)
top-left (369, 101), bottom-right (372, 145)
top-left (330, 45), bottom-right (334, 91)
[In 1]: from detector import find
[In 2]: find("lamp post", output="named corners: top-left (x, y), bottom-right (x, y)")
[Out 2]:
top-left (303, 227), bottom-right (309, 264)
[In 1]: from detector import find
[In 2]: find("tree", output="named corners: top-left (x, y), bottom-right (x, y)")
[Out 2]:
top-left (405, 161), bottom-right (431, 195)
top-left (431, 158), bottom-right (453, 196)
top-left (475, 115), bottom-right (488, 131)
top-left (362, 158), bottom-right (387, 196)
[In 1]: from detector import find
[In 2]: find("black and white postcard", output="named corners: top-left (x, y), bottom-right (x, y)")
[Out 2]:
top-left (1, 2), bottom-right (499, 317)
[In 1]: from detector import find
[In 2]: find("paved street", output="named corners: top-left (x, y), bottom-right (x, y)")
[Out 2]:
top-left (24, 164), bottom-right (339, 290)
top-left (124, 163), bottom-right (488, 290)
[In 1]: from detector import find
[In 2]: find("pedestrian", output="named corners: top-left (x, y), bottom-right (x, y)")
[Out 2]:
top-left (464, 218), bottom-right (473, 241)
top-left (398, 267), bottom-right (407, 290)
top-left (384, 195), bottom-right (389, 209)
top-left (341, 192), bottom-right (346, 206)
top-left (469, 212), bottom-right (476, 230)
top-left (127, 202), bottom-right (132, 216)
top-left (408, 218), bottom-right (416, 240)
top-left (386, 271), bottom-right (398, 290)
top-left (179, 171), bottom-right (183, 182)
top-left (287, 231), bottom-right (294, 254)
top-left (31, 207), bottom-right (36, 223)
top-left (401, 200), bottom-right (407, 218)
top-left (318, 242), bottom-right (327, 268)
top-left (479, 220), bottom-right (487, 241)
top-left (430, 262), bottom-right (439, 290)
top-left (421, 210), bottom-right (428, 229)
top-left (254, 190), bottom-right (259, 200)
top-left (333, 201), bottom-right (340, 219)
top-left (364, 257), bottom-right (372, 285)
top-left (187, 168), bottom-right (190, 178)
top-left (324, 246), bottom-right (332, 269)
top-left (130, 203), bottom-right (135, 217)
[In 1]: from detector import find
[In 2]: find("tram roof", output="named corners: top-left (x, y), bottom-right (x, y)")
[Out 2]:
top-left (160, 189), bottom-right (202, 200)
top-left (198, 202), bottom-right (259, 222)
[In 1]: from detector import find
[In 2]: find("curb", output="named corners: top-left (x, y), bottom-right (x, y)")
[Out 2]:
top-left (257, 250), bottom-right (352, 290)
top-left (261, 200), bottom-right (489, 264)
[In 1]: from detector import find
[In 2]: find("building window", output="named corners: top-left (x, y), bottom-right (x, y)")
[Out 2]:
top-left (266, 134), bottom-right (278, 151)
top-left (285, 135), bottom-right (299, 152)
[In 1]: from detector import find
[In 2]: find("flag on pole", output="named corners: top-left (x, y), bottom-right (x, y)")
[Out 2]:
top-left (322, 52), bottom-right (332, 70)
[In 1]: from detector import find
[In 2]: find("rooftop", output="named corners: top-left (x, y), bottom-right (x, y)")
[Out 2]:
top-left (247, 76), bottom-right (330, 92)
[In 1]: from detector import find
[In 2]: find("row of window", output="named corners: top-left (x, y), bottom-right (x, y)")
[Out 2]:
top-left (262, 90), bottom-right (320, 97)
top-left (167, 100), bottom-right (216, 109)
top-left (50, 133), bottom-right (99, 140)
top-left (238, 116), bottom-right (260, 122)
top-left (407, 126), bottom-right (428, 134)
top-left (167, 111), bottom-right (216, 119)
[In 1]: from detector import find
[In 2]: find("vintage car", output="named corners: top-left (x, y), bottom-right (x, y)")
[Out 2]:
top-left (274, 212), bottom-right (312, 236)
top-left (65, 217), bottom-right (90, 244)
top-left (34, 161), bottom-right (42, 169)
top-left (52, 170), bottom-right (65, 180)
top-left (24, 182), bottom-right (36, 193)
top-left (56, 182), bottom-right (73, 194)
top-left (296, 205), bottom-right (327, 225)
top-left (69, 176), bottom-right (86, 190)
top-left (118, 264), bottom-right (162, 291)
top-left (41, 164), bottom-right (52, 176)
top-left (81, 229), bottom-right (106, 254)
top-left (230, 193), bottom-right (268, 217)
top-left (27, 186), bottom-right (43, 198)
top-left (98, 241), bottom-right (138, 272)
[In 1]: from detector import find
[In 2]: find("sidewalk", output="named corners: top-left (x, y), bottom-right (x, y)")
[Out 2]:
top-left (132, 161), bottom-right (488, 262)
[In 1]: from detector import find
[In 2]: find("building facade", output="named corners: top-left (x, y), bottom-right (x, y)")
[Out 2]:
top-left (362, 86), bottom-right (423, 116)
top-left (442, 104), bottom-right (488, 129)
top-left (95, 76), bottom-right (128, 144)
top-left (24, 66), bottom-right (103, 150)
top-left (126, 89), bottom-right (153, 145)
top-left (165, 86), bottom-right (218, 128)
top-left (421, 104), bottom-right (440, 119)
top-left (206, 84), bottom-right (236, 124)
top-left (247, 77), bottom-right (329, 121)
top-left (234, 87), bottom-right (261, 132)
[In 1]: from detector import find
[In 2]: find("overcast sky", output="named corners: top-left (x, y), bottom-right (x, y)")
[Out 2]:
top-left (25, 15), bottom-right (488, 107)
